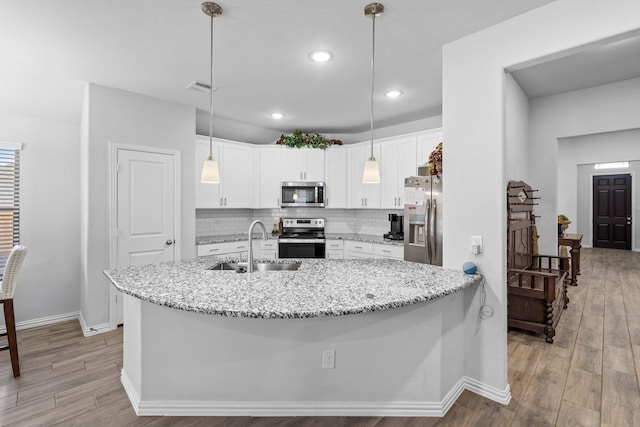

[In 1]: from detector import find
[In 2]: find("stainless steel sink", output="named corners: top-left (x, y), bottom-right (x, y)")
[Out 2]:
top-left (252, 261), bottom-right (301, 271)
top-left (208, 261), bottom-right (301, 272)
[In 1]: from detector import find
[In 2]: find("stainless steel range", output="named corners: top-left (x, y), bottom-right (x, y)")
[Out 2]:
top-left (278, 218), bottom-right (325, 258)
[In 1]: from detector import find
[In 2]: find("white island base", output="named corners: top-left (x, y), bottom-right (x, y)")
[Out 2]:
top-left (121, 292), bottom-right (475, 417)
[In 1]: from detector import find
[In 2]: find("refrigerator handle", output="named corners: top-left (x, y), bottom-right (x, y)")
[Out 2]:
top-left (426, 199), bottom-right (432, 263)
top-left (431, 199), bottom-right (437, 263)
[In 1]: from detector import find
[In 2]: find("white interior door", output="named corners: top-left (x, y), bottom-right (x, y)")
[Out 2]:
top-left (113, 148), bottom-right (177, 324)
top-left (117, 148), bottom-right (176, 267)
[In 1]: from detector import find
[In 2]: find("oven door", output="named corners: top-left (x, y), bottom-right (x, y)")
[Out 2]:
top-left (278, 239), bottom-right (326, 258)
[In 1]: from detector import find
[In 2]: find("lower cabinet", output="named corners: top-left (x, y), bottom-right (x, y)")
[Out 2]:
top-left (343, 240), bottom-right (403, 260)
top-left (326, 240), bottom-right (344, 259)
top-left (197, 241), bottom-right (250, 260)
top-left (260, 240), bottom-right (279, 260)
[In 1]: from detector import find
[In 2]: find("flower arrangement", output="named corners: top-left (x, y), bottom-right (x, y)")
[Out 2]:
top-left (276, 130), bottom-right (343, 150)
top-left (427, 142), bottom-right (443, 176)
top-left (558, 214), bottom-right (571, 237)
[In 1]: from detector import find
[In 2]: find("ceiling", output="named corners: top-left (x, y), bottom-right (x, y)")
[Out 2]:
top-left (9, 0), bottom-right (637, 145)
top-left (510, 34), bottom-right (640, 99)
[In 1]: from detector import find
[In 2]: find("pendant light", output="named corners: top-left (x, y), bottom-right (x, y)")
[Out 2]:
top-left (200, 2), bottom-right (222, 183)
top-left (362, 2), bottom-right (383, 184)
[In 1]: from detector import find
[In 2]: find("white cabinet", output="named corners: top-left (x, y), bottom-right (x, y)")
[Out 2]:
top-left (344, 240), bottom-right (374, 259)
top-left (258, 147), bottom-right (282, 208)
top-left (372, 244), bottom-right (403, 260)
top-left (197, 241), bottom-right (250, 260)
top-left (343, 240), bottom-right (403, 260)
top-left (380, 136), bottom-right (417, 208)
top-left (195, 137), bottom-right (253, 208)
top-left (416, 129), bottom-right (443, 171)
top-left (325, 239), bottom-right (344, 259)
top-left (348, 143), bottom-right (381, 209)
top-left (260, 240), bottom-right (279, 260)
top-left (324, 146), bottom-right (347, 208)
top-left (281, 148), bottom-right (325, 181)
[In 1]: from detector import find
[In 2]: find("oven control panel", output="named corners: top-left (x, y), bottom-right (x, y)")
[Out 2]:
top-left (283, 218), bottom-right (324, 228)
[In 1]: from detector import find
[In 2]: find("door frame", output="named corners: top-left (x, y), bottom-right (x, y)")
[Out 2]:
top-left (108, 142), bottom-right (182, 328)
top-left (589, 171), bottom-right (635, 250)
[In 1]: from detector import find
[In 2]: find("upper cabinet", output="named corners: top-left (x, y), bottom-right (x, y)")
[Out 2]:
top-left (380, 136), bottom-right (417, 209)
top-left (257, 147), bottom-right (282, 208)
top-left (324, 145), bottom-right (347, 208)
top-left (416, 128), bottom-right (443, 171)
top-left (348, 143), bottom-right (381, 209)
top-left (195, 129), bottom-right (443, 211)
top-left (195, 136), bottom-right (253, 208)
top-left (281, 148), bottom-right (325, 182)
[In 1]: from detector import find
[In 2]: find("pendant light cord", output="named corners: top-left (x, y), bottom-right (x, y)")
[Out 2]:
top-left (208, 12), bottom-right (214, 160)
top-left (369, 13), bottom-right (376, 160)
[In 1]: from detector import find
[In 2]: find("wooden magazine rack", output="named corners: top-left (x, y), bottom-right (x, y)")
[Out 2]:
top-left (507, 181), bottom-right (569, 343)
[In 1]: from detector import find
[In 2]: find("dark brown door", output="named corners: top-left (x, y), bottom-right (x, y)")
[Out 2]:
top-left (593, 174), bottom-right (632, 249)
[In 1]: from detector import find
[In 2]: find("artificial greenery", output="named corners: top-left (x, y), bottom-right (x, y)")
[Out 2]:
top-left (276, 130), bottom-right (343, 149)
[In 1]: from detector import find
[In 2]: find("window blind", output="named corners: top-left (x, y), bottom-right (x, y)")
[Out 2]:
top-left (0, 148), bottom-right (20, 266)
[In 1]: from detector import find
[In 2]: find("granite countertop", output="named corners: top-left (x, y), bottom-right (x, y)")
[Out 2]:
top-left (196, 233), bottom-right (403, 246)
top-left (104, 257), bottom-right (480, 319)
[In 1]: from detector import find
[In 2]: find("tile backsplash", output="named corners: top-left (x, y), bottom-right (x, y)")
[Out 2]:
top-left (196, 208), bottom-right (402, 237)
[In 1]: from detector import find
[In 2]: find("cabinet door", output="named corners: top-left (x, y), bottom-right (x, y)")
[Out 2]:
top-left (195, 140), bottom-right (222, 208)
top-left (221, 144), bottom-right (252, 208)
top-left (380, 142), bottom-right (399, 209)
top-left (305, 150), bottom-right (325, 181)
top-left (397, 137), bottom-right (417, 205)
top-left (324, 146), bottom-right (347, 208)
top-left (259, 148), bottom-right (282, 208)
top-left (280, 148), bottom-right (305, 181)
top-left (416, 129), bottom-right (443, 171)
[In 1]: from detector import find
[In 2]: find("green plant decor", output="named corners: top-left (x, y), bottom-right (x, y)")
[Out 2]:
top-left (276, 130), bottom-right (343, 149)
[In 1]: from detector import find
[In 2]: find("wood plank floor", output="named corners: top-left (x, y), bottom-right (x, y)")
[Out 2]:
top-left (0, 247), bottom-right (638, 426)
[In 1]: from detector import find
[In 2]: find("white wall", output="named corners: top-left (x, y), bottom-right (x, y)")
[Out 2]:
top-left (81, 83), bottom-right (196, 332)
top-left (0, 112), bottom-right (81, 326)
top-left (531, 77), bottom-right (640, 254)
top-left (442, 0), bottom-right (640, 400)
top-left (563, 129), bottom-right (640, 248)
top-left (505, 73), bottom-right (531, 181)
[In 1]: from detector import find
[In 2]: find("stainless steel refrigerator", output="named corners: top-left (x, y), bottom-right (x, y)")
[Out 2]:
top-left (403, 175), bottom-right (443, 266)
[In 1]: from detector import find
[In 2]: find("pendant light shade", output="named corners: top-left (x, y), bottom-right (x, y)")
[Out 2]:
top-left (362, 3), bottom-right (383, 184)
top-left (363, 158), bottom-right (381, 183)
top-left (201, 158), bottom-right (221, 182)
top-left (200, 2), bottom-right (222, 184)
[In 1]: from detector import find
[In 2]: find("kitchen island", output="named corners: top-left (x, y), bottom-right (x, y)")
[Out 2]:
top-left (105, 257), bottom-right (482, 417)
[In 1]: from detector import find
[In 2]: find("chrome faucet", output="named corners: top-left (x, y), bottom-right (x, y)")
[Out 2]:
top-left (247, 220), bottom-right (267, 273)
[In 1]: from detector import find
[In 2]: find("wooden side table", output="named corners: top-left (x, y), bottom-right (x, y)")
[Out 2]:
top-left (558, 233), bottom-right (583, 286)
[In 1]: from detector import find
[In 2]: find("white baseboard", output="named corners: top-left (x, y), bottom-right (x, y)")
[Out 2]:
top-left (0, 311), bottom-right (79, 334)
top-left (463, 376), bottom-right (511, 405)
top-left (79, 311), bottom-right (114, 337)
top-left (120, 373), bottom-right (506, 417)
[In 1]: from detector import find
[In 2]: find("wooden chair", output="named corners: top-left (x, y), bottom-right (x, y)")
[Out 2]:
top-left (507, 182), bottom-right (569, 343)
top-left (0, 245), bottom-right (28, 377)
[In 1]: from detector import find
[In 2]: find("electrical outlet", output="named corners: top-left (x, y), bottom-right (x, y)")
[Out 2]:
top-left (322, 350), bottom-right (335, 369)
top-left (471, 236), bottom-right (483, 254)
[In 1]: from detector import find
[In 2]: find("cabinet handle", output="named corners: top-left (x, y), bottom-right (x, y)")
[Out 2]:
top-left (277, 197), bottom-right (280, 206)
top-left (237, 245), bottom-right (245, 249)
top-left (220, 197), bottom-right (224, 206)
top-left (224, 197), bottom-right (227, 206)
top-left (383, 249), bottom-right (391, 253)
top-left (365, 198), bottom-right (368, 206)
top-left (209, 248), bottom-right (219, 252)
top-left (355, 246), bottom-right (363, 249)
top-left (361, 198), bottom-right (364, 206)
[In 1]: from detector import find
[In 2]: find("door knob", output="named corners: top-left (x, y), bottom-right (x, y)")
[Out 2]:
top-left (166, 239), bottom-right (175, 245)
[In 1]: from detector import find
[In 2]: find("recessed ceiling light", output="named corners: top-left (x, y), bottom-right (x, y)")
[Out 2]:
top-left (309, 51), bottom-right (333, 63)
top-left (271, 113), bottom-right (285, 119)
top-left (385, 90), bottom-right (403, 98)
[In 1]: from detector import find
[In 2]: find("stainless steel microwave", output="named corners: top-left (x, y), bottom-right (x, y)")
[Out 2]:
top-left (281, 181), bottom-right (325, 208)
